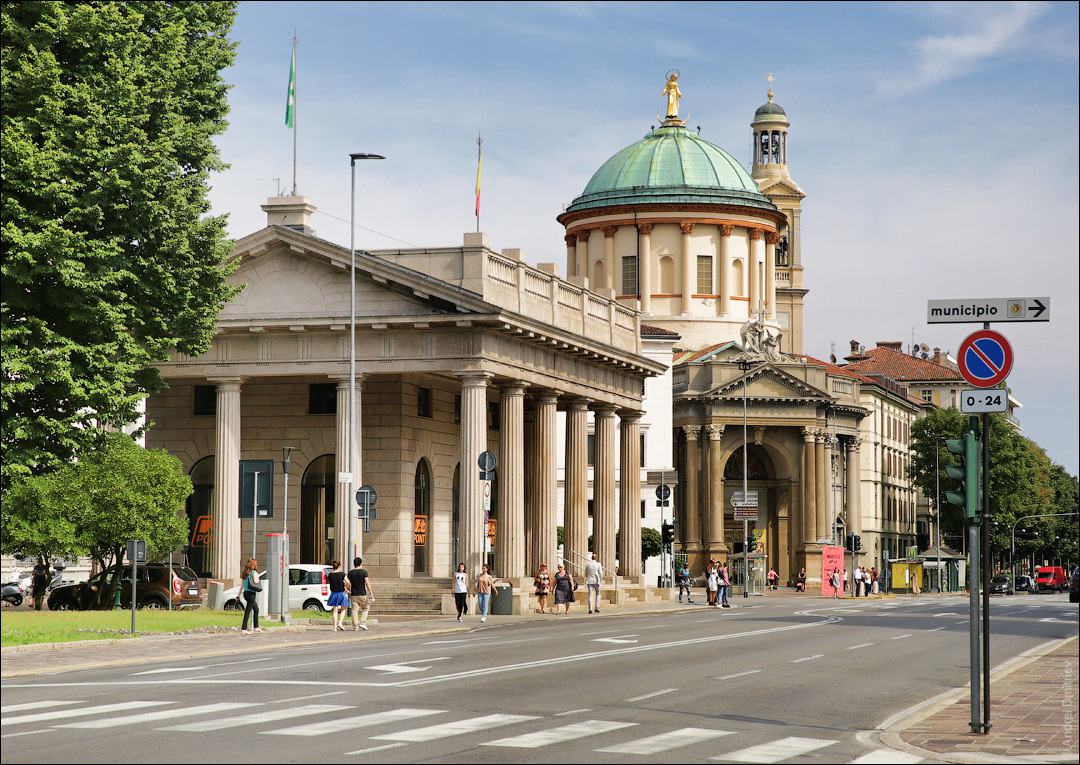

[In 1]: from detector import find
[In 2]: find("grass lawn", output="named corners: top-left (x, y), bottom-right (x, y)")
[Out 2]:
top-left (1, 609), bottom-right (249, 647)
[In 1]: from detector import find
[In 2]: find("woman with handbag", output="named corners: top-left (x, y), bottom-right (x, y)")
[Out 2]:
top-left (534, 563), bottom-right (551, 614)
top-left (240, 558), bottom-right (262, 634)
top-left (553, 563), bottom-right (575, 614)
top-left (327, 559), bottom-right (349, 631)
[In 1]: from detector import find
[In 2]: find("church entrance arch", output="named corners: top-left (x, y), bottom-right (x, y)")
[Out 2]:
top-left (724, 444), bottom-right (776, 559)
top-left (300, 455), bottom-right (335, 565)
top-left (414, 459), bottom-right (431, 574)
top-left (185, 456), bottom-right (214, 577)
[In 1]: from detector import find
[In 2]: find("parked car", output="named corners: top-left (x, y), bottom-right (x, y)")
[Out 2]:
top-left (47, 563), bottom-right (201, 610)
top-left (1014, 575), bottom-right (1033, 593)
top-left (1069, 568), bottom-right (1079, 604)
top-left (989, 574), bottom-right (1013, 595)
top-left (1033, 566), bottom-right (1067, 594)
top-left (221, 563), bottom-right (331, 612)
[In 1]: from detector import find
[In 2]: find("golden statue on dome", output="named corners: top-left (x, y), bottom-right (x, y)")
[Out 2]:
top-left (659, 70), bottom-right (689, 126)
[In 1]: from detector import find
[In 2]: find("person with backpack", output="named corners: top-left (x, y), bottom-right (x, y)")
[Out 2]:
top-left (240, 558), bottom-right (262, 634)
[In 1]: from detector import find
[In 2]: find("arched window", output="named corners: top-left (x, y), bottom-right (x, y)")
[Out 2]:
top-left (732, 259), bottom-right (745, 297)
top-left (592, 259), bottom-right (605, 291)
top-left (414, 459), bottom-right (431, 573)
top-left (300, 455), bottom-right (335, 564)
top-left (185, 456), bottom-right (214, 577)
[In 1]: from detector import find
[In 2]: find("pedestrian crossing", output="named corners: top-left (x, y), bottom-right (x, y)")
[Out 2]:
top-left (0, 697), bottom-right (923, 762)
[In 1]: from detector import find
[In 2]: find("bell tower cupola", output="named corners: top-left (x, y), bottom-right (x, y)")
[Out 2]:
top-left (751, 74), bottom-right (791, 184)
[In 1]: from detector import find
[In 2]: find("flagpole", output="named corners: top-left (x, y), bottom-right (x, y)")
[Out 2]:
top-left (475, 132), bottom-right (482, 233)
top-left (291, 34), bottom-right (297, 196)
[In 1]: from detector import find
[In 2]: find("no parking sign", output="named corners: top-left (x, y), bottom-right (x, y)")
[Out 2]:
top-left (957, 329), bottom-right (1013, 388)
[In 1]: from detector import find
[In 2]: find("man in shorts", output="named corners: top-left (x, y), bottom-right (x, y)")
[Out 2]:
top-left (347, 557), bottom-right (374, 631)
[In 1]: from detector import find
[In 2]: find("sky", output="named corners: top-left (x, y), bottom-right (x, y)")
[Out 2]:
top-left (207, 1), bottom-right (1080, 475)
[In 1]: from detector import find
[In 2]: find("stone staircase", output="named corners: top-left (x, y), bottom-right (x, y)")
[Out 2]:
top-left (373, 578), bottom-right (452, 615)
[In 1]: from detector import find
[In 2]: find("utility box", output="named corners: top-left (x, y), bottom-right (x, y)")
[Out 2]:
top-left (491, 584), bottom-right (513, 615)
top-left (207, 580), bottom-right (226, 610)
top-left (267, 533), bottom-right (290, 617)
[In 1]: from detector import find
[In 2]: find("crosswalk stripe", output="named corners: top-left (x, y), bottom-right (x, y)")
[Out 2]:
top-left (265, 707), bottom-right (441, 737)
top-left (372, 713), bottom-right (538, 742)
top-left (484, 719), bottom-right (635, 748)
top-left (1, 701), bottom-right (171, 727)
top-left (713, 736), bottom-right (836, 763)
top-left (849, 747), bottom-right (924, 763)
top-left (0, 700), bottom-right (81, 714)
top-left (597, 727), bottom-right (734, 754)
top-left (158, 704), bottom-right (352, 732)
top-left (56, 702), bottom-right (255, 729)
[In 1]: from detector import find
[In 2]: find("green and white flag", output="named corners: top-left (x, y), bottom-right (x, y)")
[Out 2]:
top-left (285, 45), bottom-right (296, 128)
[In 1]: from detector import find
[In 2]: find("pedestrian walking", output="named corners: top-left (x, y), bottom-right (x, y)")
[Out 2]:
top-left (476, 564), bottom-right (495, 622)
top-left (453, 563), bottom-right (470, 621)
top-left (870, 567), bottom-right (879, 595)
top-left (911, 569), bottom-right (921, 595)
top-left (326, 559), bottom-right (350, 631)
top-left (553, 563), bottom-right (575, 614)
top-left (796, 567), bottom-right (806, 592)
top-left (830, 567), bottom-right (841, 599)
top-left (719, 561), bottom-right (731, 607)
top-left (534, 563), bottom-right (551, 614)
top-left (31, 558), bottom-right (49, 611)
top-left (677, 561), bottom-right (693, 603)
top-left (705, 562), bottom-right (718, 606)
top-left (347, 557), bottom-right (374, 631)
top-left (767, 566), bottom-right (779, 591)
top-left (853, 566), bottom-right (863, 597)
top-left (240, 558), bottom-right (262, 634)
top-left (584, 553), bottom-right (603, 614)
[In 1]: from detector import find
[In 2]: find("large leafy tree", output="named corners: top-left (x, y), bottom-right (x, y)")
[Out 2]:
top-left (1, 2), bottom-right (239, 489)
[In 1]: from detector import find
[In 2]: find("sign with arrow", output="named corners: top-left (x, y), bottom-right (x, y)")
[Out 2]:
top-left (927, 297), bottom-right (1049, 324)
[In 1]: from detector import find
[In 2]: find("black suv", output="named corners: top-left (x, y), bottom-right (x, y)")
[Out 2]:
top-left (48, 563), bottom-right (201, 610)
top-left (1070, 568), bottom-right (1079, 604)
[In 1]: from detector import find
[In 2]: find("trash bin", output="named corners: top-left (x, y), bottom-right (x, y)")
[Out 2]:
top-left (491, 584), bottom-right (513, 615)
top-left (207, 580), bottom-right (226, 610)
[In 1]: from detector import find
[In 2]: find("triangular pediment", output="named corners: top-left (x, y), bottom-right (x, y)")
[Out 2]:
top-left (758, 178), bottom-right (806, 199)
top-left (704, 363), bottom-right (830, 402)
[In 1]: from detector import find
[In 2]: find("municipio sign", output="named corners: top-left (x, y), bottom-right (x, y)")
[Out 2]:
top-left (927, 297), bottom-right (1049, 324)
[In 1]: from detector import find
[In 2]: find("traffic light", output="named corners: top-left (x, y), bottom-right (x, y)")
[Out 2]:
top-left (845, 534), bottom-right (854, 551)
top-left (661, 522), bottom-right (675, 550)
top-left (945, 419), bottom-right (980, 519)
top-left (853, 535), bottom-right (861, 552)
top-left (746, 536), bottom-right (757, 553)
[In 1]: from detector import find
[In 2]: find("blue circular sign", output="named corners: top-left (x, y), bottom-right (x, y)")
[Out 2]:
top-left (957, 330), bottom-right (1013, 388)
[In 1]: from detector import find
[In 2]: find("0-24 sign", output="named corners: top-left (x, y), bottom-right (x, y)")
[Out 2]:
top-left (959, 388), bottom-right (1008, 414)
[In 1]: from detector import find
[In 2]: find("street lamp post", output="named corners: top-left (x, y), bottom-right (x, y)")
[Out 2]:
top-left (348, 153), bottom-right (384, 566)
top-left (737, 358), bottom-right (752, 598)
top-left (280, 446), bottom-right (294, 624)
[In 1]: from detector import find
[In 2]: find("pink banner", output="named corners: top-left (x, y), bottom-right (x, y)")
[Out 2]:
top-left (821, 546), bottom-right (845, 596)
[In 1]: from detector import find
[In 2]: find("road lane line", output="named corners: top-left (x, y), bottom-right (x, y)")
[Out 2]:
top-left (0, 730), bottom-right (49, 740)
top-left (0, 700), bottom-right (80, 714)
top-left (1, 701), bottom-right (171, 727)
top-left (372, 713), bottom-right (537, 742)
top-left (626, 688), bottom-right (678, 702)
top-left (159, 703), bottom-right (352, 732)
top-left (579, 629), bottom-right (621, 636)
top-left (268, 691), bottom-right (348, 704)
top-left (57, 702), bottom-right (255, 729)
top-left (714, 735), bottom-right (836, 762)
top-left (554, 708), bottom-right (591, 716)
top-left (846, 643), bottom-right (874, 650)
top-left (927, 626), bottom-right (946, 632)
top-left (484, 720), bottom-right (635, 748)
top-left (266, 708), bottom-right (442, 736)
top-left (598, 727), bottom-right (733, 754)
top-left (790, 654), bottom-right (823, 663)
top-left (343, 743), bottom-right (407, 755)
top-left (890, 634), bottom-right (913, 640)
top-left (849, 747), bottom-right (924, 763)
top-left (717, 670), bottom-right (761, 680)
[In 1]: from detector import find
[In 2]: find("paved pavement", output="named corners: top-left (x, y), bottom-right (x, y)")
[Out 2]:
top-left (3, 591), bottom-right (1076, 764)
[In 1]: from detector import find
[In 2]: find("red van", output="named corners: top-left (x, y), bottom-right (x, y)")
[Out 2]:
top-left (1033, 566), bottom-right (1067, 593)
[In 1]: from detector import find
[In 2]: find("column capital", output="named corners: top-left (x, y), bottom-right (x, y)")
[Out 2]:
top-left (499, 380), bottom-right (530, 396)
top-left (748, 227), bottom-right (763, 241)
top-left (802, 426), bottom-right (816, 442)
top-left (618, 409), bottom-right (644, 423)
top-left (531, 389), bottom-right (560, 406)
top-left (704, 423), bottom-right (725, 440)
top-left (590, 402), bottom-right (619, 416)
top-left (576, 230), bottom-right (590, 244)
top-left (637, 222), bottom-right (654, 236)
top-left (329, 373), bottom-right (365, 388)
top-left (846, 435), bottom-right (863, 451)
top-left (206, 376), bottom-right (244, 388)
top-left (563, 397), bottom-right (591, 412)
top-left (764, 231), bottom-right (780, 245)
top-left (719, 223), bottom-right (733, 238)
top-left (564, 233), bottom-right (576, 248)
top-left (680, 222), bottom-right (696, 236)
top-left (683, 424), bottom-right (701, 441)
top-left (602, 225), bottom-right (617, 239)
top-left (455, 370), bottom-right (494, 387)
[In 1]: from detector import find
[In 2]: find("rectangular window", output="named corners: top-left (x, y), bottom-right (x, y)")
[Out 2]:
top-left (920, 390), bottom-right (933, 402)
top-left (641, 500), bottom-right (646, 519)
top-left (193, 385), bottom-right (216, 416)
top-left (417, 387), bottom-right (432, 418)
top-left (308, 383), bottom-right (336, 415)
top-left (697, 255), bottom-right (712, 294)
top-left (587, 434), bottom-right (595, 466)
top-left (621, 256), bottom-right (638, 296)
top-left (454, 394), bottom-right (461, 423)
top-left (640, 433), bottom-right (646, 467)
top-left (488, 401), bottom-right (500, 430)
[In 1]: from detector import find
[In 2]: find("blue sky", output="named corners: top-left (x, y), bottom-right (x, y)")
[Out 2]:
top-left (208, 1), bottom-right (1079, 474)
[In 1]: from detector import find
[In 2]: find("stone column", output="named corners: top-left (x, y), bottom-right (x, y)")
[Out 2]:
top-left (765, 231), bottom-right (779, 319)
top-left (534, 391), bottom-right (559, 573)
top-left (618, 410), bottom-right (643, 579)
top-left (638, 223), bottom-right (653, 314)
top-left (705, 424), bottom-right (728, 556)
top-left (815, 430), bottom-right (829, 545)
top-left (564, 234), bottom-right (576, 278)
top-left (593, 405), bottom-right (618, 575)
top-left (575, 230), bottom-right (590, 281)
top-left (683, 425), bottom-right (702, 551)
top-left (563, 399), bottom-right (590, 571)
top-left (211, 378), bottom-right (242, 581)
top-left (496, 382), bottom-right (527, 579)
top-left (523, 407), bottom-right (538, 576)
top-left (457, 372), bottom-right (492, 577)
top-left (602, 226), bottom-right (617, 294)
top-left (718, 224), bottom-right (732, 316)
top-left (802, 427), bottom-right (817, 544)
top-left (847, 438), bottom-right (862, 537)
top-left (748, 228), bottom-right (763, 314)
top-left (680, 222), bottom-right (695, 315)
top-left (333, 377), bottom-right (363, 566)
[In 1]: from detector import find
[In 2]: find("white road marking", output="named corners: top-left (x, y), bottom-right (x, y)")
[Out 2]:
top-left (554, 708), bottom-right (591, 716)
top-left (158, 703), bottom-right (352, 732)
top-left (579, 629), bottom-right (621, 636)
top-left (343, 743), bottom-right (408, 755)
top-left (933, 612), bottom-right (960, 617)
top-left (1, 701), bottom-right (171, 727)
top-left (365, 657), bottom-right (450, 674)
top-left (927, 626), bottom-right (947, 632)
top-left (266, 707), bottom-right (442, 736)
top-left (0, 730), bottom-right (49, 740)
top-left (269, 691), bottom-right (348, 704)
top-left (849, 747), bottom-right (924, 763)
top-left (372, 713), bottom-right (537, 742)
top-left (0, 700), bottom-right (80, 714)
top-left (592, 635), bottom-right (639, 644)
top-left (484, 719), bottom-right (635, 748)
top-left (846, 643), bottom-right (874, 650)
top-left (715, 735), bottom-right (836, 762)
top-left (598, 727), bottom-right (734, 754)
top-left (626, 688), bottom-right (678, 702)
top-left (790, 654), bottom-right (823, 663)
top-left (130, 657), bottom-right (271, 675)
top-left (717, 670), bottom-right (762, 680)
top-left (890, 634), bottom-right (913, 640)
top-left (57, 702), bottom-right (254, 729)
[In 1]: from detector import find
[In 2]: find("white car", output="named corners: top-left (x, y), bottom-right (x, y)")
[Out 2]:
top-left (222, 564), bottom-right (332, 612)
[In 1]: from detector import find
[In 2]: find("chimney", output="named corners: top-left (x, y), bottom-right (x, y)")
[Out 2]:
top-left (844, 339), bottom-right (869, 363)
top-left (261, 196), bottom-right (317, 234)
top-left (933, 347), bottom-right (941, 364)
top-left (876, 341), bottom-right (903, 351)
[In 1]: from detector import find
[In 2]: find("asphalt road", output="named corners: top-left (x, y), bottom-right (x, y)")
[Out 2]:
top-left (2, 594), bottom-right (1077, 764)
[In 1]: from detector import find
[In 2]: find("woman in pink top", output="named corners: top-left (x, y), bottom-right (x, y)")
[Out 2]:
top-left (476, 565), bottom-right (495, 622)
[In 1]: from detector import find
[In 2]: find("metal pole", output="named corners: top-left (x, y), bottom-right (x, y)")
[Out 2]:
top-left (349, 157), bottom-right (357, 567)
top-left (936, 437), bottom-right (942, 592)
top-left (968, 516), bottom-right (982, 732)
top-left (131, 550), bottom-right (137, 636)
top-left (252, 471), bottom-right (261, 561)
top-left (742, 360), bottom-right (749, 598)
top-left (168, 551), bottom-right (173, 611)
top-left (981, 410), bottom-right (991, 730)
top-left (281, 447), bottom-right (293, 624)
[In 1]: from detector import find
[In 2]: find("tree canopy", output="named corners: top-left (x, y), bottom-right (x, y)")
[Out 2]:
top-left (1, 1), bottom-right (239, 489)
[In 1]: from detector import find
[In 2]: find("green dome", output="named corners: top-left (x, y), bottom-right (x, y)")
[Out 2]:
top-left (565, 125), bottom-right (775, 214)
top-left (754, 101), bottom-right (787, 118)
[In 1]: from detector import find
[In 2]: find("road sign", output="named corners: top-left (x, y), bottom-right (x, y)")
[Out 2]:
top-left (957, 330), bottom-right (1013, 388)
top-left (477, 450), bottom-right (497, 472)
top-left (927, 297), bottom-right (1049, 323)
top-left (731, 490), bottom-right (758, 507)
top-left (959, 388), bottom-right (1008, 414)
top-left (733, 507), bottom-right (758, 520)
top-left (655, 484), bottom-right (671, 501)
top-left (355, 484), bottom-right (378, 510)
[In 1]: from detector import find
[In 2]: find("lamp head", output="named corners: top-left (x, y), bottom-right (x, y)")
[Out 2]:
top-left (350, 152), bottom-right (385, 164)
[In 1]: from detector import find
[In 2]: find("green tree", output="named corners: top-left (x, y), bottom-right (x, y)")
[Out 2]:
top-left (1, 2), bottom-right (239, 489)
top-left (1, 470), bottom-right (83, 569)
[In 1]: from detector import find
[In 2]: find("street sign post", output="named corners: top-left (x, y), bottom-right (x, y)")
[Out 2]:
top-left (655, 483), bottom-right (671, 507)
top-left (957, 329), bottom-right (1013, 388)
top-left (960, 388), bottom-right (1008, 414)
top-left (731, 490), bottom-right (758, 507)
top-left (927, 297), bottom-right (1049, 323)
top-left (733, 507), bottom-right (758, 521)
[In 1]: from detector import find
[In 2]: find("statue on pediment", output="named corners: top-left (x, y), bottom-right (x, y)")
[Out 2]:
top-left (735, 311), bottom-right (795, 364)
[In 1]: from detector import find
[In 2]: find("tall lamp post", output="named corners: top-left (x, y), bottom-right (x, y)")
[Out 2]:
top-left (737, 358), bottom-right (753, 598)
top-left (280, 446), bottom-right (294, 624)
top-left (348, 153), bottom-right (384, 565)
top-left (935, 436), bottom-right (946, 592)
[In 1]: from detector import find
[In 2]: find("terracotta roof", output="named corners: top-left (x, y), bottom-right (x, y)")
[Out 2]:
top-left (640, 324), bottom-right (680, 337)
top-left (673, 341), bottom-right (740, 364)
top-left (843, 345), bottom-right (962, 382)
top-left (796, 354), bottom-right (876, 384)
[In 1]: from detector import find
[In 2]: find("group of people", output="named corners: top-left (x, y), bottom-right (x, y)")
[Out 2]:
top-left (238, 556), bottom-right (375, 634)
top-left (827, 565), bottom-right (880, 598)
top-left (703, 560), bottom-right (732, 607)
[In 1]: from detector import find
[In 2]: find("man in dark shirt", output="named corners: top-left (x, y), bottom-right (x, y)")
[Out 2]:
top-left (347, 557), bottom-right (374, 631)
